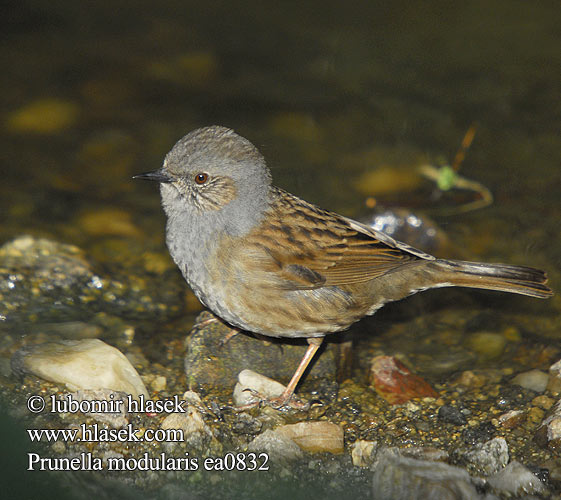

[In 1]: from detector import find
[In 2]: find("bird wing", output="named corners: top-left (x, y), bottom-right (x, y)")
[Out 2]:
top-left (246, 187), bottom-right (435, 289)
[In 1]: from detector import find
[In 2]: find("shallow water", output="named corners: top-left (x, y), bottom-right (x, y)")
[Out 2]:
top-left (2, 1), bottom-right (561, 498)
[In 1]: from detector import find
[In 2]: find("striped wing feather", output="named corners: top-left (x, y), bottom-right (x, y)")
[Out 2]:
top-left (248, 188), bottom-right (428, 289)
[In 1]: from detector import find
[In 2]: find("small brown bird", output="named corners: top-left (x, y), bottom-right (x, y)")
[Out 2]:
top-left (135, 126), bottom-right (553, 408)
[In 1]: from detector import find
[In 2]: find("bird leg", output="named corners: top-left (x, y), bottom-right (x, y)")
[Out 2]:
top-left (234, 337), bottom-right (324, 411)
top-left (271, 337), bottom-right (323, 407)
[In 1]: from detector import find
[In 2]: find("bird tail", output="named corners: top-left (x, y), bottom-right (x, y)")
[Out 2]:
top-left (431, 259), bottom-right (553, 299)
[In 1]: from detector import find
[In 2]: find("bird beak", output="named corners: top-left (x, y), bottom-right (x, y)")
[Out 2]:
top-left (133, 168), bottom-right (173, 183)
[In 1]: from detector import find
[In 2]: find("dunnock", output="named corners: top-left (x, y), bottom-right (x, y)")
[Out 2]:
top-left (136, 126), bottom-right (552, 407)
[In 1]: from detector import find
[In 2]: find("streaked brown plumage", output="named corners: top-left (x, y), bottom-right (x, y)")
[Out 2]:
top-left (135, 125), bottom-right (553, 408)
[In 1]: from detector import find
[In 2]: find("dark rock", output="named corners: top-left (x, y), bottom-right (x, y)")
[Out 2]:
top-left (184, 311), bottom-right (336, 393)
top-left (232, 412), bottom-right (263, 435)
top-left (461, 422), bottom-right (496, 445)
top-left (360, 209), bottom-right (450, 256)
top-left (438, 405), bottom-right (467, 426)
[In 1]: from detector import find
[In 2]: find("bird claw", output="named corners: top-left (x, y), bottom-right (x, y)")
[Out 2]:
top-left (268, 395), bottom-right (310, 411)
top-left (235, 388), bottom-right (309, 411)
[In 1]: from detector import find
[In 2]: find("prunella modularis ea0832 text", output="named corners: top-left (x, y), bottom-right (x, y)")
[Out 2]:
top-left (135, 125), bottom-right (553, 408)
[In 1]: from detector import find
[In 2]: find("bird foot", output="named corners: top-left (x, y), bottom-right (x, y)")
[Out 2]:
top-left (235, 388), bottom-right (309, 411)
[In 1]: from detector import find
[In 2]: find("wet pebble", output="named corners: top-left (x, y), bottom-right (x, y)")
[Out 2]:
top-left (351, 440), bottom-right (377, 467)
top-left (412, 348), bottom-right (475, 376)
top-left (459, 437), bottom-right (509, 476)
top-left (533, 395), bottom-right (555, 410)
top-left (160, 405), bottom-right (211, 451)
top-left (400, 447), bottom-right (449, 462)
top-left (498, 410), bottom-right (526, 429)
top-left (461, 421), bottom-right (496, 445)
top-left (464, 331), bottom-right (506, 359)
top-left (7, 98), bottom-right (79, 133)
top-left (11, 338), bottom-right (148, 398)
top-left (360, 208), bottom-right (450, 255)
top-left (77, 209), bottom-right (141, 238)
top-left (369, 355), bottom-right (437, 404)
top-left (511, 369), bottom-right (549, 392)
top-left (452, 370), bottom-right (489, 389)
top-left (233, 369), bottom-right (286, 407)
top-left (0, 235), bottom-right (93, 288)
top-left (150, 376), bottom-right (167, 392)
top-left (535, 399), bottom-right (561, 451)
top-left (51, 441), bottom-right (66, 454)
top-left (275, 421), bottom-right (344, 454)
top-left (371, 447), bottom-right (481, 500)
top-left (487, 461), bottom-right (545, 496)
top-left (27, 321), bottom-right (103, 340)
top-left (528, 406), bottom-right (545, 424)
top-left (247, 429), bottom-right (304, 463)
top-left (437, 405), bottom-right (467, 426)
top-left (232, 412), bottom-right (263, 435)
top-left (547, 359), bottom-right (561, 394)
top-left (161, 408), bottom-right (206, 434)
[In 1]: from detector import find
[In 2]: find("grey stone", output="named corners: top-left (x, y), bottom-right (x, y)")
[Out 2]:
top-left (371, 448), bottom-right (486, 500)
top-left (487, 461), bottom-right (545, 496)
top-left (247, 429), bottom-right (304, 463)
top-left (461, 437), bottom-right (509, 476)
top-left (511, 369), bottom-right (549, 393)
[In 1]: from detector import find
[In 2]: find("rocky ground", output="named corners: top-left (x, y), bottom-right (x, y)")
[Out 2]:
top-left (1, 233), bottom-right (561, 499)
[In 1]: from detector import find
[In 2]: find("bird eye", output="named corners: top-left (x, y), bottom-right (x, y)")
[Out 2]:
top-left (194, 173), bottom-right (209, 185)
